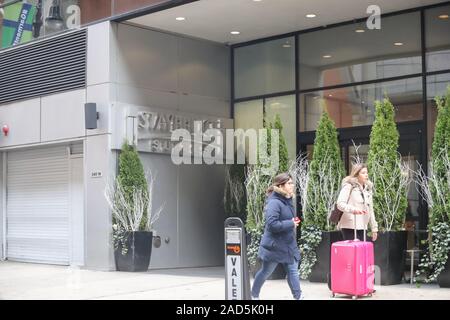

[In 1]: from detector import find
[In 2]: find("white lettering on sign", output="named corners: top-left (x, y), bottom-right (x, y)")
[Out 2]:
top-left (226, 230), bottom-right (241, 244)
top-left (91, 171), bottom-right (103, 178)
top-left (227, 255), bottom-right (241, 300)
top-left (137, 110), bottom-right (232, 155)
top-left (226, 227), bottom-right (242, 300)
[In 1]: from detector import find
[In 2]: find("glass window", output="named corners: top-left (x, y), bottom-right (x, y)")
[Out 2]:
top-left (399, 139), bottom-right (422, 231)
top-left (234, 96), bottom-right (296, 162)
top-left (299, 12), bottom-right (422, 90)
top-left (234, 99), bottom-right (264, 131)
top-left (426, 73), bottom-right (450, 156)
top-left (426, 5), bottom-right (450, 72)
top-left (234, 100), bottom-right (264, 161)
top-left (234, 36), bottom-right (295, 99)
top-left (299, 77), bottom-right (423, 132)
top-left (265, 95), bottom-right (296, 161)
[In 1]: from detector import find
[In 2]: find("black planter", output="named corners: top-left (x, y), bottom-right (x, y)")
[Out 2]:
top-left (115, 231), bottom-right (153, 272)
top-left (309, 231), bottom-right (343, 283)
top-left (374, 231), bottom-right (407, 285)
top-left (437, 254), bottom-right (450, 288)
top-left (250, 259), bottom-right (286, 280)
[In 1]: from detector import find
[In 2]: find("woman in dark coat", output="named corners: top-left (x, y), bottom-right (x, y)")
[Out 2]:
top-left (251, 173), bottom-right (304, 300)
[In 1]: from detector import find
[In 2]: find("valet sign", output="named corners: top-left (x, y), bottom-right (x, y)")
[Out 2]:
top-left (225, 228), bottom-right (243, 300)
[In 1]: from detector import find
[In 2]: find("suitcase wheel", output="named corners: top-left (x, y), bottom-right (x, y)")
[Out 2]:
top-left (352, 295), bottom-right (357, 300)
top-left (331, 293), bottom-right (335, 298)
top-left (368, 293), bottom-right (373, 297)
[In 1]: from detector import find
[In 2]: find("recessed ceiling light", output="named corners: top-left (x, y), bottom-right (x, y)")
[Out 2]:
top-left (355, 29), bottom-right (365, 33)
top-left (323, 55), bottom-right (332, 59)
top-left (438, 14), bottom-right (449, 19)
top-left (253, 0), bottom-right (263, 2)
top-left (394, 42), bottom-right (404, 46)
top-left (282, 41), bottom-right (291, 48)
top-left (328, 94), bottom-right (333, 97)
top-left (306, 14), bottom-right (317, 18)
top-left (230, 31), bottom-right (241, 35)
top-left (175, 17), bottom-right (186, 21)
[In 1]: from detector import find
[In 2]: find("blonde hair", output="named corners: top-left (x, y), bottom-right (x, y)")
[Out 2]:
top-left (342, 163), bottom-right (372, 190)
top-left (348, 163), bottom-right (368, 179)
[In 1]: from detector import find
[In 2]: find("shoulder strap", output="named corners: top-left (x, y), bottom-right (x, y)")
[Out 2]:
top-left (346, 185), bottom-right (354, 204)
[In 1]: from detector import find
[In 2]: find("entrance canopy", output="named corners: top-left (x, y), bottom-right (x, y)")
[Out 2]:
top-left (124, 0), bottom-right (446, 44)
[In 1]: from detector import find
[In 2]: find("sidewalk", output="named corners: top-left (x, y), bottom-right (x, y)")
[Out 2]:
top-left (0, 261), bottom-right (449, 300)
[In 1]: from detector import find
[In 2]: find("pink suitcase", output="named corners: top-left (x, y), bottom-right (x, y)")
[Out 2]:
top-left (330, 227), bottom-right (375, 299)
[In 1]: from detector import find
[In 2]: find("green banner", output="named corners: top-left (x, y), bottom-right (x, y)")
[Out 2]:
top-left (2, 2), bottom-right (36, 48)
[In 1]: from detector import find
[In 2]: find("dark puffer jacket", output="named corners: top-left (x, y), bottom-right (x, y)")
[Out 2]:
top-left (258, 187), bottom-right (300, 264)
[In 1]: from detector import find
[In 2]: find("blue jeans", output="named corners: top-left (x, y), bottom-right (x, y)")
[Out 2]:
top-left (251, 260), bottom-right (302, 299)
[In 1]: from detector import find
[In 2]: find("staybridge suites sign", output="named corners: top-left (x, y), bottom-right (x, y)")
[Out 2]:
top-left (113, 103), bottom-right (278, 169)
top-left (135, 108), bottom-right (233, 155)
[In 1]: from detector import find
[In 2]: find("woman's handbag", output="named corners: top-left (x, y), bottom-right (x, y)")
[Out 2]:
top-left (329, 186), bottom-right (354, 224)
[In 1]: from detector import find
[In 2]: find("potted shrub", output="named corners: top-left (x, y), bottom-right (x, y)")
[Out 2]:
top-left (368, 98), bottom-right (412, 285)
top-left (415, 86), bottom-right (450, 287)
top-left (299, 112), bottom-right (345, 282)
top-left (105, 142), bottom-right (164, 272)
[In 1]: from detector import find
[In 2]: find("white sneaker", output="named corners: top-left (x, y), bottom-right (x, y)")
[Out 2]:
top-left (296, 293), bottom-right (305, 300)
top-left (251, 296), bottom-right (259, 300)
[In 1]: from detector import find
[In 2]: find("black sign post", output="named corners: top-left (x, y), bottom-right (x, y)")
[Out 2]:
top-left (224, 217), bottom-right (251, 300)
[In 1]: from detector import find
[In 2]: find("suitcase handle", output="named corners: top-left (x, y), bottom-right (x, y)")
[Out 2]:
top-left (354, 210), bottom-right (367, 242)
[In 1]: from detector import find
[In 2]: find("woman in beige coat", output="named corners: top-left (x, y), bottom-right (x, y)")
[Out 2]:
top-left (336, 163), bottom-right (378, 241)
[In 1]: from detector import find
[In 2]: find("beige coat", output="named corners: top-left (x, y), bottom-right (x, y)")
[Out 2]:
top-left (336, 177), bottom-right (378, 233)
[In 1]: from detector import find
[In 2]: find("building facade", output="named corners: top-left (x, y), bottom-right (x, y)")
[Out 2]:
top-left (0, 0), bottom-right (449, 270)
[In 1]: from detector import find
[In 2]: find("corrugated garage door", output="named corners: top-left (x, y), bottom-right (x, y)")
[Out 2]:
top-left (6, 146), bottom-right (70, 265)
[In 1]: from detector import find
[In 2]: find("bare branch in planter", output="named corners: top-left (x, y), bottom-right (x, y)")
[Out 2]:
top-left (289, 153), bottom-right (309, 212)
top-left (413, 147), bottom-right (450, 224)
top-left (414, 163), bottom-right (434, 210)
top-left (305, 150), bottom-right (341, 230)
top-left (105, 179), bottom-right (146, 232)
top-left (370, 154), bottom-right (412, 231)
top-left (105, 170), bottom-right (165, 233)
top-left (105, 179), bottom-right (132, 231)
top-left (146, 171), bottom-right (165, 231)
top-left (245, 165), bottom-right (272, 229)
top-left (130, 187), bottom-right (146, 231)
top-left (350, 140), bottom-right (365, 165)
top-left (224, 165), bottom-right (246, 218)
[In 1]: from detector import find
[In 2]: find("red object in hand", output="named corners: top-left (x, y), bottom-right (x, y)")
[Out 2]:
top-left (294, 217), bottom-right (301, 223)
top-left (2, 125), bottom-right (9, 136)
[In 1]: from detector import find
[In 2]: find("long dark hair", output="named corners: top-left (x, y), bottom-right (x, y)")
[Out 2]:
top-left (266, 172), bottom-right (292, 196)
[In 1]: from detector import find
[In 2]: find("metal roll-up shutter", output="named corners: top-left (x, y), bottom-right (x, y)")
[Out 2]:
top-left (6, 146), bottom-right (70, 265)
